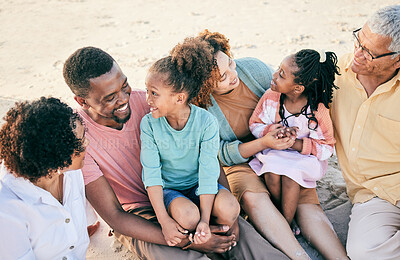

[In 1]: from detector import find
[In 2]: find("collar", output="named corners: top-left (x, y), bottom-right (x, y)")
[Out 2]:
top-left (0, 163), bottom-right (69, 206)
top-left (343, 54), bottom-right (400, 94)
top-left (344, 57), bottom-right (352, 73)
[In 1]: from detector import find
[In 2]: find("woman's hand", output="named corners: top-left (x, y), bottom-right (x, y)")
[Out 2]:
top-left (260, 127), bottom-right (295, 150)
top-left (160, 217), bottom-right (188, 246)
top-left (238, 124), bottom-right (296, 158)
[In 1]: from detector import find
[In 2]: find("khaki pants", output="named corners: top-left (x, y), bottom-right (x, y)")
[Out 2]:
top-left (347, 197), bottom-right (400, 260)
top-left (114, 206), bottom-right (289, 260)
top-left (224, 163), bottom-right (319, 204)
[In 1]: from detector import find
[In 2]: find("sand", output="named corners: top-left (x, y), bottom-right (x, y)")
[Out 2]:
top-left (1, 0), bottom-right (397, 259)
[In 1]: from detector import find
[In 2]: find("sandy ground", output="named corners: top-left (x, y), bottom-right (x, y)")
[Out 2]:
top-left (1, 0), bottom-right (398, 259)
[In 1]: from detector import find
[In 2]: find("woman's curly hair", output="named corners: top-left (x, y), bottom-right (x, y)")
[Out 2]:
top-left (192, 30), bottom-right (233, 108)
top-left (149, 37), bottom-right (215, 104)
top-left (0, 97), bottom-right (85, 182)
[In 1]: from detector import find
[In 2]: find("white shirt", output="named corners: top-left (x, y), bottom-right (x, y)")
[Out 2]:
top-left (0, 164), bottom-right (89, 260)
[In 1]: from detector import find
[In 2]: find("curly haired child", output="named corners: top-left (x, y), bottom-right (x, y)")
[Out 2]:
top-left (249, 49), bottom-right (340, 231)
top-left (140, 37), bottom-right (240, 247)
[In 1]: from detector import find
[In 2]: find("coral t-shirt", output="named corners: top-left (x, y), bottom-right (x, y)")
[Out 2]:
top-left (78, 89), bottom-right (150, 210)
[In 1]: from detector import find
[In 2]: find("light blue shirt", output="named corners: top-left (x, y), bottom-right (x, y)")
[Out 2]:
top-left (140, 105), bottom-right (220, 195)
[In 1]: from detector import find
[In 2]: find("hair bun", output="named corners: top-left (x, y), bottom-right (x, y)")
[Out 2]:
top-left (170, 37), bottom-right (214, 82)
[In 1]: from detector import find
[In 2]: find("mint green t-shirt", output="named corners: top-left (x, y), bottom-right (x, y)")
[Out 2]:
top-left (140, 105), bottom-right (220, 195)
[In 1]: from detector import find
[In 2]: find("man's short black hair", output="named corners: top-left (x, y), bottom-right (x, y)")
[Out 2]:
top-left (63, 47), bottom-right (115, 97)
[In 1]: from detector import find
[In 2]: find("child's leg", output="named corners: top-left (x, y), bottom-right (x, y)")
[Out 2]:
top-left (211, 188), bottom-right (240, 227)
top-left (281, 176), bottom-right (300, 225)
top-left (264, 172), bottom-right (282, 207)
top-left (167, 197), bottom-right (200, 231)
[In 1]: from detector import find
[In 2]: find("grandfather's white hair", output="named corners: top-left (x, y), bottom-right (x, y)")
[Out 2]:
top-left (367, 5), bottom-right (400, 56)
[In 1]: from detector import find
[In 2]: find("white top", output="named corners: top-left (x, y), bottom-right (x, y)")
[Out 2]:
top-left (0, 164), bottom-right (89, 260)
top-left (249, 106), bottom-right (327, 188)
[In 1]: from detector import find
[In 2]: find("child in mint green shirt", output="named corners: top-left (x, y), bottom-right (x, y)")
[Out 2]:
top-left (140, 38), bottom-right (240, 247)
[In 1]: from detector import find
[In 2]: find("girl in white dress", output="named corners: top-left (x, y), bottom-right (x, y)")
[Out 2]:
top-left (249, 49), bottom-right (340, 228)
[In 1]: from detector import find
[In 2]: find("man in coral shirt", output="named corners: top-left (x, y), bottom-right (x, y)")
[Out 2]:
top-left (331, 5), bottom-right (400, 259)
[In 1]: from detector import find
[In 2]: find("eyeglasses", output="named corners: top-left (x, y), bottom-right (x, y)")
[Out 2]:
top-left (352, 28), bottom-right (399, 61)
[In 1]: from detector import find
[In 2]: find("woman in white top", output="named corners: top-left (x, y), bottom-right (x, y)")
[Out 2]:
top-left (0, 97), bottom-right (90, 260)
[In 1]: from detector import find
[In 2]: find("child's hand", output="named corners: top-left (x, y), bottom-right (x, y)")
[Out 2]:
top-left (285, 126), bottom-right (298, 140)
top-left (193, 220), bottom-right (211, 244)
top-left (275, 126), bottom-right (287, 139)
top-left (160, 218), bottom-right (188, 246)
top-left (264, 128), bottom-right (296, 150)
top-left (275, 126), bottom-right (298, 139)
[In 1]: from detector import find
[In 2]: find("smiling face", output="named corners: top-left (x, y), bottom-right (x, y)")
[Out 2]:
top-left (213, 51), bottom-right (240, 95)
top-left (145, 72), bottom-right (181, 119)
top-left (351, 24), bottom-right (399, 77)
top-left (271, 55), bottom-right (301, 95)
top-left (78, 62), bottom-right (132, 129)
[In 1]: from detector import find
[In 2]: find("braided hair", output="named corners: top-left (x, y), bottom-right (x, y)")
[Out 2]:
top-left (148, 37), bottom-right (215, 104)
top-left (279, 49), bottom-right (340, 129)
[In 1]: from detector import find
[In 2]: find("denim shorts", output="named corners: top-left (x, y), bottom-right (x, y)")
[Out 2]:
top-left (163, 184), bottom-right (227, 210)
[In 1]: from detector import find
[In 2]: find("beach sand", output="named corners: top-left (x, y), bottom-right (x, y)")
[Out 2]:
top-left (1, 0), bottom-right (397, 259)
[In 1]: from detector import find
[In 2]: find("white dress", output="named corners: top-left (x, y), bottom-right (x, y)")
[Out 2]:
top-left (249, 106), bottom-right (327, 188)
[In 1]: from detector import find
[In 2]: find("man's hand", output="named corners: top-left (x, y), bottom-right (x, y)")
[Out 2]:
top-left (160, 217), bottom-right (188, 246)
top-left (224, 217), bottom-right (239, 240)
top-left (189, 224), bottom-right (236, 253)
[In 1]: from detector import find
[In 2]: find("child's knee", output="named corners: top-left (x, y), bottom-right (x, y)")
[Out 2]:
top-left (171, 202), bottom-right (200, 230)
top-left (213, 191), bottom-right (240, 226)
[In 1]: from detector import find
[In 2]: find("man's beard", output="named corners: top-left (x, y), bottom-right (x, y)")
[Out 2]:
top-left (112, 109), bottom-right (131, 124)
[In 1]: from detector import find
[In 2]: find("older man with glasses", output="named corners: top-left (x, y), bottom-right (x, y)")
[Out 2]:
top-left (330, 5), bottom-right (400, 259)
top-left (352, 28), bottom-right (400, 62)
